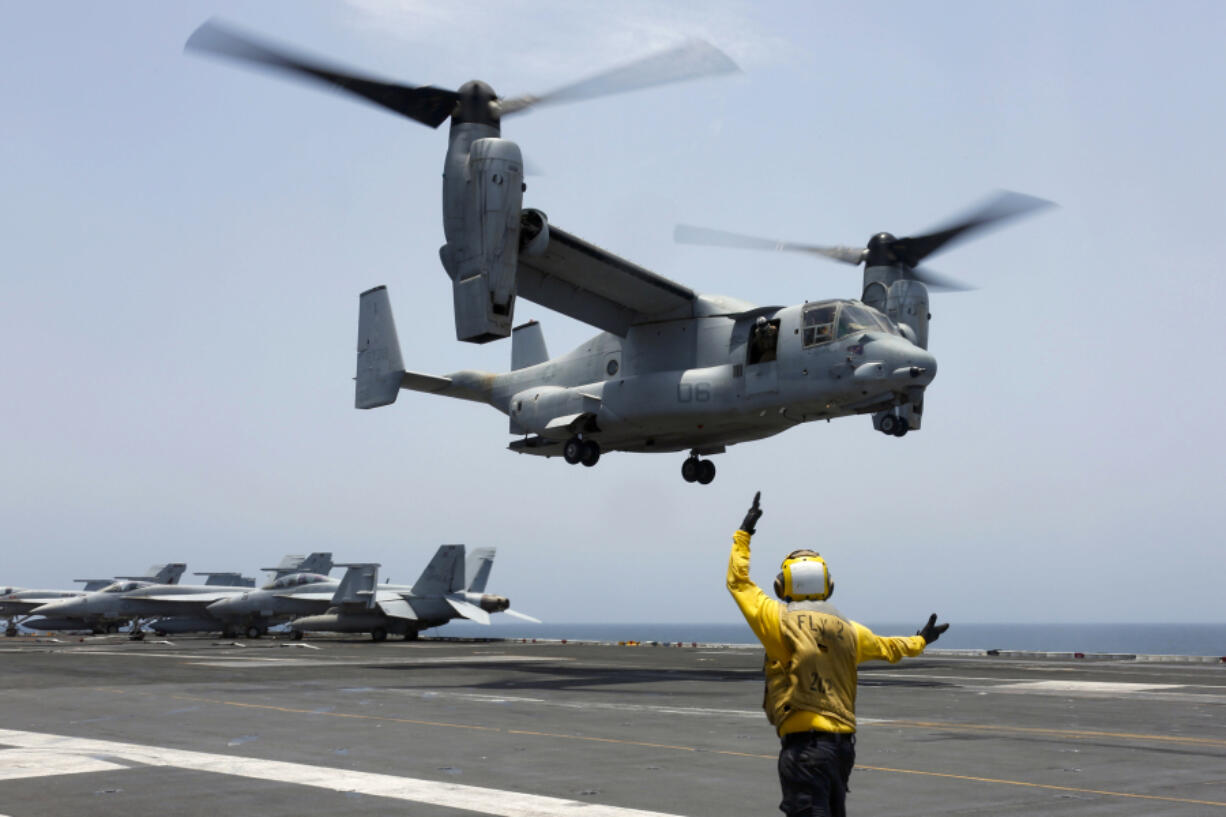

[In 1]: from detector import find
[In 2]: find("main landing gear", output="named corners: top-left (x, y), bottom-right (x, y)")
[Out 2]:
top-left (563, 436), bottom-right (601, 467)
top-left (879, 414), bottom-right (909, 437)
top-left (681, 455), bottom-right (716, 485)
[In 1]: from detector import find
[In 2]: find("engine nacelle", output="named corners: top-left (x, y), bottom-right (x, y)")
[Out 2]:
top-left (509, 385), bottom-right (598, 437)
top-left (885, 278), bottom-right (930, 349)
top-left (440, 134), bottom-right (525, 344)
top-left (464, 593), bottom-right (510, 613)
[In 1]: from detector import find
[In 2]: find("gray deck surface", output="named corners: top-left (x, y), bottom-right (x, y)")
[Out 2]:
top-left (1, 634), bottom-right (1223, 815)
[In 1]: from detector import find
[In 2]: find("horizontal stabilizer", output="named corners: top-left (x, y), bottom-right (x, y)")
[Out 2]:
top-left (445, 596), bottom-right (491, 625)
top-left (400, 371), bottom-right (452, 393)
top-left (376, 595), bottom-right (417, 620)
top-left (356, 286), bottom-right (406, 409)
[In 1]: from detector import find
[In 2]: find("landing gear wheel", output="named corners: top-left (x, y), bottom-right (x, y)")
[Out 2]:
top-left (892, 421), bottom-right (909, 437)
top-left (106, 622), bottom-right (120, 634)
top-left (563, 436), bottom-right (583, 465)
top-left (580, 439), bottom-right (601, 467)
top-left (154, 630), bottom-right (168, 638)
top-left (405, 630), bottom-right (420, 641)
top-left (696, 459), bottom-right (716, 484)
top-left (5, 627), bottom-right (16, 638)
top-left (129, 631), bottom-right (145, 641)
top-left (371, 627), bottom-right (388, 643)
top-left (246, 626), bottom-right (262, 639)
top-left (681, 457), bottom-right (700, 483)
top-left (290, 629), bottom-right (303, 641)
top-left (879, 414), bottom-right (898, 435)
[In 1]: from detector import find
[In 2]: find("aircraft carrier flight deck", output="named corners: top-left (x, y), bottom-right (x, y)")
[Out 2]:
top-left (2, 635), bottom-right (1224, 816)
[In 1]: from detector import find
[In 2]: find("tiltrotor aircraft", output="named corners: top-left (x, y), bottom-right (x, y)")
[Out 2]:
top-left (187, 21), bottom-right (1050, 484)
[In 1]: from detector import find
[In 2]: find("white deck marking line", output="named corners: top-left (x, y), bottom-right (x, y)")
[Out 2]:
top-left (0, 729), bottom-right (685, 817)
top-left (0, 747), bottom-right (128, 781)
top-left (188, 654), bottom-right (570, 668)
top-left (989, 680), bottom-right (1182, 693)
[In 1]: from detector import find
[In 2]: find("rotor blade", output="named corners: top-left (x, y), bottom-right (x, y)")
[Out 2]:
top-left (907, 266), bottom-right (976, 293)
top-left (674, 224), bottom-right (866, 265)
top-left (499, 39), bottom-right (738, 116)
top-left (501, 608), bottom-right (542, 624)
top-left (891, 190), bottom-right (1055, 267)
top-left (185, 19), bottom-right (459, 128)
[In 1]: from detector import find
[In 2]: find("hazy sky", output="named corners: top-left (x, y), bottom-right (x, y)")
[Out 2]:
top-left (3, 1), bottom-right (1223, 625)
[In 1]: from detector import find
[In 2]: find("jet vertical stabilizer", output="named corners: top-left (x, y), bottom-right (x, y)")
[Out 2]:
top-left (410, 545), bottom-right (466, 596)
top-left (297, 552), bottom-right (334, 576)
top-left (116, 564), bottom-right (187, 585)
top-left (465, 547), bottom-right (496, 592)
top-left (511, 321), bottom-right (549, 370)
top-left (332, 564), bottom-right (380, 607)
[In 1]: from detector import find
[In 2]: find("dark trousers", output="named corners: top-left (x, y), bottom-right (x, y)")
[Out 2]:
top-left (777, 731), bottom-right (856, 817)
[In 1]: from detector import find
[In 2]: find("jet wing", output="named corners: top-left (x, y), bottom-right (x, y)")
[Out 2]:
top-left (517, 217), bottom-right (696, 336)
top-left (138, 592), bottom-right (239, 603)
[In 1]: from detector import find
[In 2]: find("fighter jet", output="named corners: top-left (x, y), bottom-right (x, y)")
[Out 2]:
top-left (286, 545), bottom-right (537, 641)
top-left (3, 564), bottom-right (186, 636)
top-left (31, 570), bottom-right (254, 641)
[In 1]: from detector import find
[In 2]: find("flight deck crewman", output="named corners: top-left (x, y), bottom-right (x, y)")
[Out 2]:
top-left (727, 492), bottom-right (949, 817)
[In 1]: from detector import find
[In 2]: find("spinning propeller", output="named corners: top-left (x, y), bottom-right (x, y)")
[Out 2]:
top-left (186, 19), bottom-right (739, 129)
top-left (674, 191), bottom-right (1054, 291)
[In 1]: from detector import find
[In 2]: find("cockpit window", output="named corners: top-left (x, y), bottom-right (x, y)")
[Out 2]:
top-left (802, 303), bottom-right (837, 348)
top-left (265, 572), bottom-right (329, 590)
top-left (103, 581), bottom-right (142, 593)
top-left (836, 303), bottom-right (892, 338)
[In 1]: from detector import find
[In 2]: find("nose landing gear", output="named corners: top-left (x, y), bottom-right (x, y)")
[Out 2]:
top-left (681, 455), bottom-right (717, 484)
top-left (878, 412), bottom-right (909, 437)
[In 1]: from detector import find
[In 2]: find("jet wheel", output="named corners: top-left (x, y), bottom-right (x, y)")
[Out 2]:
top-left (879, 415), bottom-right (899, 435)
top-left (405, 630), bottom-right (420, 641)
top-left (697, 459), bottom-right (716, 484)
top-left (681, 457), bottom-right (700, 482)
top-left (371, 627), bottom-right (388, 642)
top-left (5, 628), bottom-right (16, 638)
top-left (106, 623), bottom-right (120, 634)
top-left (892, 422), bottom-right (909, 438)
top-left (580, 440), bottom-right (601, 467)
top-left (129, 631), bottom-right (145, 641)
top-left (246, 626), bottom-right (262, 639)
top-left (563, 437), bottom-right (583, 465)
top-left (290, 629), bottom-right (303, 641)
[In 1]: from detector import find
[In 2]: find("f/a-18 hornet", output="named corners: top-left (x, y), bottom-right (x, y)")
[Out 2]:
top-left (187, 21), bottom-right (1051, 484)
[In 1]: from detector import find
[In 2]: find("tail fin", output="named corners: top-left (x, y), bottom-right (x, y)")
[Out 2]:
top-left (196, 572), bottom-right (254, 587)
top-left (119, 563), bottom-right (186, 585)
top-left (297, 552), bottom-right (334, 576)
top-left (332, 563), bottom-right (380, 607)
top-left (511, 321), bottom-right (549, 370)
top-left (411, 545), bottom-right (466, 596)
top-left (465, 547), bottom-right (496, 592)
top-left (356, 286), bottom-right (407, 409)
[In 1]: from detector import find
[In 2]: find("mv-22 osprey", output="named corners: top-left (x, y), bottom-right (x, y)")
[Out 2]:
top-left (188, 22), bottom-right (1051, 484)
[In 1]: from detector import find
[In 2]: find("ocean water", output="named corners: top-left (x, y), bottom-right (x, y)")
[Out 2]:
top-left (435, 620), bottom-right (1226, 656)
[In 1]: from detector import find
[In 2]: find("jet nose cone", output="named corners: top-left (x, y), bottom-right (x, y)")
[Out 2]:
top-left (31, 600), bottom-right (72, 616)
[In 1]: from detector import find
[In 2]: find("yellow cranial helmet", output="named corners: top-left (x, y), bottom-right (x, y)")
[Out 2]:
top-left (773, 549), bottom-right (833, 601)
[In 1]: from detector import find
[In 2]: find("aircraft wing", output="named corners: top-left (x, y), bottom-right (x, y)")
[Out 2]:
top-left (138, 592), bottom-right (238, 604)
top-left (517, 216), bottom-right (696, 336)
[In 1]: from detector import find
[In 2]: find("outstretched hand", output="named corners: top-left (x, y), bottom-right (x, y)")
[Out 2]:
top-left (740, 491), bottom-right (763, 535)
top-left (917, 613), bottom-right (950, 645)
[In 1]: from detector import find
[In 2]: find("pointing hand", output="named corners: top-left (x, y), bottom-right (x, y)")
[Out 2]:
top-left (917, 613), bottom-right (949, 645)
top-left (740, 491), bottom-right (763, 535)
